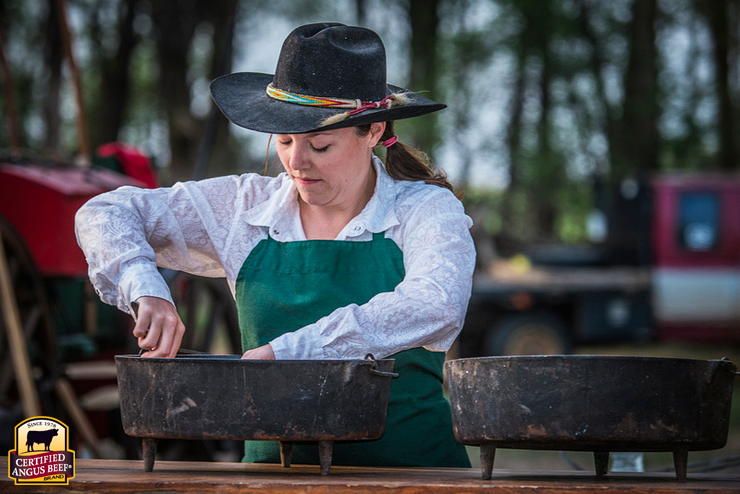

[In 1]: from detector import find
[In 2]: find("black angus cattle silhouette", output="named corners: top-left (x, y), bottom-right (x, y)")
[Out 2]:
top-left (26, 428), bottom-right (59, 452)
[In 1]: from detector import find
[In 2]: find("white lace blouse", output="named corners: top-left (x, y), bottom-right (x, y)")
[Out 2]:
top-left (74, 156), bottom-right (476, 359)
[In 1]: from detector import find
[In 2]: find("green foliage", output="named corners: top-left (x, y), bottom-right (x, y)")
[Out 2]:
top-left (464, 180), bottom-right (594, 246)
top-left (554, 182), bottom-right (594, 244)
top-left (462, 188), bottom-right (505, 235)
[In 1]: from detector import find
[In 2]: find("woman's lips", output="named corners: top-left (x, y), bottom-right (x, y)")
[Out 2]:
top-left (294, 176), bottom-right (321, 185)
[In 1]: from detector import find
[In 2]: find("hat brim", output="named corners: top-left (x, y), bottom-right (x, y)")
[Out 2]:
top-left (210, 72), bottom-right (446, 134)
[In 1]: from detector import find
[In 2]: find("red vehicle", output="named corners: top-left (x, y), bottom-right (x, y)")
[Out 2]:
top-left (650, 175), bottom-right (740, 341)
top-left (0, 150), bottom-right (240, 459)
top-left (0, 154), bottom-right (142, 454)
top-left (458, 174), bottom-right (740, 357)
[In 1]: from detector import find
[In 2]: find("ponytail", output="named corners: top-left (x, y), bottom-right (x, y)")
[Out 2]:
top-left (356, 122), bottom-right (454, 193)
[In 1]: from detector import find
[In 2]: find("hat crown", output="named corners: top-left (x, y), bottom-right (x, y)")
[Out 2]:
top-left (272, 23), bottom-right (388, 101)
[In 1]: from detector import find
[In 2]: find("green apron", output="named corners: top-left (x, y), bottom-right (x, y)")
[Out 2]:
top-left (235, 232), bottom-right (470, 467)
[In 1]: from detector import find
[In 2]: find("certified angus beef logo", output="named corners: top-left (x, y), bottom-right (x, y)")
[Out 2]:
top-left (7, 416), bottom-right (75, 485)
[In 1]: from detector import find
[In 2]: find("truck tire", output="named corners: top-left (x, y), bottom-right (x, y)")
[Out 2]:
top-left (483, 312), bottom-right (572, 356)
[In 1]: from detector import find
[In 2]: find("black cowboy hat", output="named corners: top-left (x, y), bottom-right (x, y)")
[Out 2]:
top-left (210, 22), bottom-right (446, 134)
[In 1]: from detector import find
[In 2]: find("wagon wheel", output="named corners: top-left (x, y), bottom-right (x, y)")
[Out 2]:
top-left (0, 219), bottom-right (61, 424)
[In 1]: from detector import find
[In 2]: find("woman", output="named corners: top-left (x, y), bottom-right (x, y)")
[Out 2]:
top-left (75, 22), bottom-right (475, 468)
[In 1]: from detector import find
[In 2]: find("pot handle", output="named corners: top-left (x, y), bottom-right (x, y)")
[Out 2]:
top-left (720, 357), bottom-right (740, 377)
top-left (365, 353), bottom-right (399, 378)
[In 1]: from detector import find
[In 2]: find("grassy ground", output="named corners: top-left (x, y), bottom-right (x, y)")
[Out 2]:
top-left (461, 341), bottom-right (740, 476)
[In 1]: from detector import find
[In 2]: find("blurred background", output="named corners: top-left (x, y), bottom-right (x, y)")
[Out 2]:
top-left (0, 0), bottom-right (739, 477)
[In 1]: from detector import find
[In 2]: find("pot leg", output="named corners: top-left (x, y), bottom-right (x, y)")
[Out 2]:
top-left (318, 440), bottom-right (334, 476)
top-left (142, 438), bottom-right (157, 472)
top-left (594, 451), bottom-right (609, 476)
top-left (673, 447), bottom-right (689, 482)
top-left (480, 443), bottom-right (496, 480)
top-left (280, 441), bottom-right (293, 468)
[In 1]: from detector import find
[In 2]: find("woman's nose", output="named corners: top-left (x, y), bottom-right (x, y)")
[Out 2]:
top-left (288, 145), bottom-right (311, 169)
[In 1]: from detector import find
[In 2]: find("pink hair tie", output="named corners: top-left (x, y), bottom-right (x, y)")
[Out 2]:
top-left (383, 135), bottom-right (399, 148)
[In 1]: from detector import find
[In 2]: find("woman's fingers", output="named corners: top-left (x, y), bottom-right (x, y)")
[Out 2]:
top-left (133, 296), bottom-right (186, 358)
top-left (241, 344), bottom-right (276, 360)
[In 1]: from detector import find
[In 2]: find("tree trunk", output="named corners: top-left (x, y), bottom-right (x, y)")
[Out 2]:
top-left (42, 0), bottom-right (63, 154)
top-left (500, 52), bottom-right (526, 250)
top-left (699, 0), bottom-right (738, 172)
top-left (95, 0), bottom-right (139, 147)
top-left (193, 0), bottom-right (238, 179)
top-left (407, 0), bottom-right (441, 155)
top-left (150, 0), bottom-right (203, 182)
top-left (532, 2), bottom-right (559, 239)
top-left (150, 0), bottom-right (240, 181)
top-left (615, 0), bottom-right (659, 178)
top-left (577, 0), bottom-right (617, 173)
top-left (355, 0), bottom-right (367, 25)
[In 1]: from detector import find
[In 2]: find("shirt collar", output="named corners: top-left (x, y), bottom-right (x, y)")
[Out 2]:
top-left (243, 173), bottom-right (301, 239)
top-left (243, 156), bottom-right (400, 240)
top-left (357, 156), bottom-right (401, 235)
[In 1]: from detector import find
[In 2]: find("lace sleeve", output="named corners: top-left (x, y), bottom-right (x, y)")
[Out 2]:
top-left (74, 175), bottom-right (268, 313)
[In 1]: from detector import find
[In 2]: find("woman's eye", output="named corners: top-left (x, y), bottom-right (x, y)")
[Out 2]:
top-left (311, 144), bottom-right (330, 153)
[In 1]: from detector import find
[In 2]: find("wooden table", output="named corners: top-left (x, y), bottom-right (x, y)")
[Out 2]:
top-left (2, 457), bottom-right (739, 493)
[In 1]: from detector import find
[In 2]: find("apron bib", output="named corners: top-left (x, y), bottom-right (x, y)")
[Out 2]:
top-left (235, 233), bottom-right (470, 467)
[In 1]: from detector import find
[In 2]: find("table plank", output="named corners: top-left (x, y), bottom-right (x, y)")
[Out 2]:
top-left (2, 457), bottom-right (739, 493)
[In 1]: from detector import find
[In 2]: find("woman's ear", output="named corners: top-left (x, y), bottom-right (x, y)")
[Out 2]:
top-left (368, 122), bottom-right (386, 148)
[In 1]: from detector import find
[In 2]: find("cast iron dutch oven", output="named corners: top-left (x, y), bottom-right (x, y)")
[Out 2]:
top-left (445, 355), bottom-right (737, 481)
top-left (116, 353), bottom-right (397, 475)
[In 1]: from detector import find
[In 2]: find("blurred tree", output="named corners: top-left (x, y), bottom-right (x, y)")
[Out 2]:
top-left (151, 1), bottom-right (211, 181)
top-left (494, 0), bottom-right (571, 242)
top-left (41, 0), bottom-right (63, 153)
top-left (438, 0), bottom-right (501, 186)
top-left (1, 1), bottom-right (50, 152)
top-left (574, 0), bottom-right (620, 176)
top-left (696, 0), bottom-right (739, 172)
top-left (90, 0), bottom-right (139, 147)
top-left (499, 6), bottom-right (529, 245)
top-left (407, 0), bottom-right (442, 154)
top-left (1, 0), bottom-right (739, 239)
top-left (355, 0), bottom-right (367, 25)
top-left (612, 0), bottom-right (659, 178)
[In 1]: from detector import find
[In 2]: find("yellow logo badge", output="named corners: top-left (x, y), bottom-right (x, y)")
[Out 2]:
top-left (7, 416), bottom-right (76, 485)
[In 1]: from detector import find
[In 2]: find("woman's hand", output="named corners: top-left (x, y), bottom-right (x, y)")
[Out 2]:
top-left (133, 296), bottom-right (186, 358)
top-left (241, 344), bottom-right (275, 360)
